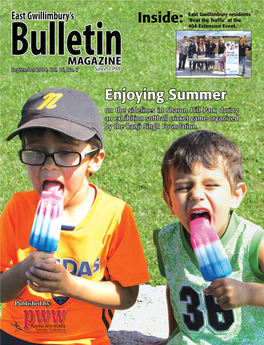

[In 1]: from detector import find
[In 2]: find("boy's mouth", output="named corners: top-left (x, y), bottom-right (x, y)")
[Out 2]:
top-left (189, 209), bottom-right (211, 223)
top-left (43, 180), bottom-right (64, 194)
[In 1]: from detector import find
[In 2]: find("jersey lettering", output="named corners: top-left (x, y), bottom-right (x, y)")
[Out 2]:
top-left (179, 286), bottom-right (204, 332)
top-left (78, 261), bottom-right (93, 277)
top-left (205, 295), bottom-right (234, 331)
top-left (63, 259), bottom-right (78, 275)
top-left (93, 257), bottom-right (101, 273)
top-left (179, 286), bottom-right (235, 333)
top-left (56, 258), bottom-right (101, 277)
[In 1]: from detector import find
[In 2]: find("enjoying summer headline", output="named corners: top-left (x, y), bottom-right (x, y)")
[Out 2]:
top-left (105, 88), bottom-right (227, 104)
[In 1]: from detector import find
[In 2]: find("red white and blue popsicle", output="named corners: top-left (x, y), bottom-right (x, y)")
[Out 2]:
top-left (29, 182), bottom-right (64, 252)
top-left (190, 217), bottom-right (232, 281)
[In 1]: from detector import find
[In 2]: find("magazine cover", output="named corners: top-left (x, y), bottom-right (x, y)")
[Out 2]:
top-left (1, 1), bottom-right (263, 344)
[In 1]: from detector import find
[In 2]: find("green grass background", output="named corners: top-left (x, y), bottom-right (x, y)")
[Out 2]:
top-left (0, 0), bottom-right (263, 298)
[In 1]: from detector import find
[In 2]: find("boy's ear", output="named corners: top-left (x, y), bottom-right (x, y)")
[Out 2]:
top-left (163, 190), bottom-right (175, 215)
top-left (230, 182), bottom-right (247, 210)
top-left (87, 149), bottom-right (105, 174)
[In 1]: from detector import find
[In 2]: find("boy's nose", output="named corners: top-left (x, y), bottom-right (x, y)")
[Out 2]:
top-left (189, 185), bottom-right (205, 201)
top-left (42, 156), bottom-right (58, 170)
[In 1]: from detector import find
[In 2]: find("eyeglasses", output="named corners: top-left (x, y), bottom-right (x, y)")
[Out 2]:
top-left (18, 149), bottom-right (98, 167)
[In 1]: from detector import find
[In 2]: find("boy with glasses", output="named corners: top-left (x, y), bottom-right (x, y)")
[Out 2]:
top-left (0, 88), bottom-right (150, 345)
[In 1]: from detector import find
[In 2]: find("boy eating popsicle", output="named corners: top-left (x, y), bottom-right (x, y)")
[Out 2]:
top-left (152, 130), bottom-right (264, 344)
top-left (0, 88), bottom-right (150, 345)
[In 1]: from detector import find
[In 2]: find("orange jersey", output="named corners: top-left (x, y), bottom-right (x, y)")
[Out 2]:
top-left (0, 185), bottom-right (150, 344)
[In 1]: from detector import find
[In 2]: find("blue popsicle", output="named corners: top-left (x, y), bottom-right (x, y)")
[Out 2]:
top-left (29, 182), bottom-right (64, 252)
top-left (190, 217), bottom-right (232, 281)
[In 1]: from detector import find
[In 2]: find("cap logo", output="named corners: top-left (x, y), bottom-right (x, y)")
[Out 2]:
top-left (37, 93), bottom-right (63, 110)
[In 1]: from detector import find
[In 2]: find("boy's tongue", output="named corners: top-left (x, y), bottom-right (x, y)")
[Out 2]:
top-left (44, 181), bottom-right (63, 193)
top-left (190, 217), bottom-right (210, 228)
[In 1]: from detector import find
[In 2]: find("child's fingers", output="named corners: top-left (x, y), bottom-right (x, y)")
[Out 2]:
top-left (203, 287), bottom-right (213, 295)
top-left (209, 285), bottom-right (227, 299)
top-left (203, 279), bottom-right (227, 296)
top-left (26, 267), bottom-right (59, 282)
top-left (26, 251), bottom-right (56, 268)
top-left (42, 257), bottom-right (57, 265)
top-left (26, 270), bottom-right (46, 287)
top-left (26, 270), bottom-right (46, 285)
top-left (218, 301), bottom-right (233, 310)
top-left (209, 278), bottom-right (227, 290)
top-left (214, 294), bottom-right (229, 308)
top-left (27, 279), bottom-right (52, 293)
top-left (203, 278), bottom-right (229, 295)
top-left (32, 261), bottom-right (60, 272)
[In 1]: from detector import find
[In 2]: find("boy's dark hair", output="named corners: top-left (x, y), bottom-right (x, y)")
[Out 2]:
top-left (161, 130), bottom-right (243, 194)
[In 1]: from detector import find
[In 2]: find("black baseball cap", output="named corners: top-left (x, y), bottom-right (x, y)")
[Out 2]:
top-left (7, 87), bottom-right (103, 144)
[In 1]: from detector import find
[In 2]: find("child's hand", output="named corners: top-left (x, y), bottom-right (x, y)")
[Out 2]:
top-left (25, 258), bottom-right (73, 296)
top-left (22, 251), bottom-right (56, 273)
top-left (203, 278), bottom-right (249, 310)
